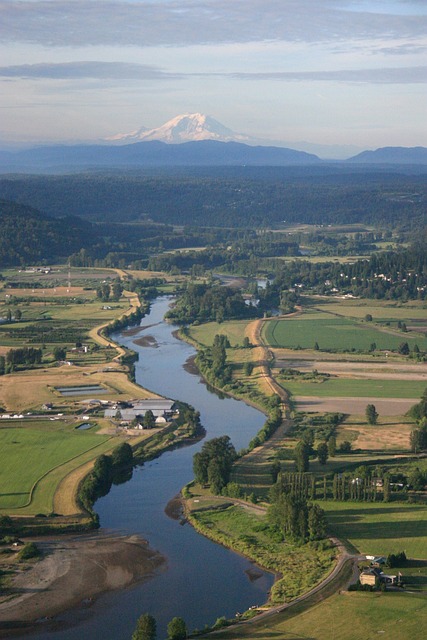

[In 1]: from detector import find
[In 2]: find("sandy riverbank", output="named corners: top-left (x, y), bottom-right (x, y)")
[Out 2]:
top-left (0, 533), bottom-right (165, 636)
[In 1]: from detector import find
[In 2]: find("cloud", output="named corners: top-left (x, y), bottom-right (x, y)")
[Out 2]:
top-left (0, 61), bottom-right (177, 80)
top-left (1, 0), bottom-right (426, 48)
top-left (227, 66), bottom-right (427, 84)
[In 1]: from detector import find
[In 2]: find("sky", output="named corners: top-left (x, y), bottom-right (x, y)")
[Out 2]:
top-left (1, 0), bottom-right (427, 154)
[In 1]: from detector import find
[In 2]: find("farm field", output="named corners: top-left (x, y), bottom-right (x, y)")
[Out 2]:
top-left (187, 319), bottom-right (251, 347)
top-left (277, 377), bottom-right (425, 399)
top-left (312, 298), bottom-right (427, 321)
top-left (212, 591), bottom-right (427, 640)
top-left (0, 364), bottom-right (154, 411)
top-left (264, 312), bottom-right (424, 351)
top-left (336, 415), bottom-right (413, 450)
top-left (0, 421), bottom-right (114, 514)
top-left (322, 500), bottom-right (427, 559)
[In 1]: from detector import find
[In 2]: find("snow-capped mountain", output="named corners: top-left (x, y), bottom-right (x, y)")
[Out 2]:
top-left (107, 113), bottom-right (251, 144)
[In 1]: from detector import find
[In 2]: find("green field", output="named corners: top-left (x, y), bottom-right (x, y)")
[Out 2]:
top-left (264, 311), bottom-right (424, 352)
top-left (0, 422), bottom-right (112, 513)
top-left (313, 299), bottom-right (427, 321)
top-left (323, 501), bottom-right (427, 559)
top-left (213, 591), bottom-right (427, 640)
top-left (188, 319), bottom-right (251, 347)
top-left (279, 377), bottom-right (425, 399)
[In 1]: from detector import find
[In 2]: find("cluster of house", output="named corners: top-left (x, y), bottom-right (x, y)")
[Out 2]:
top-left (359, 556), bottom-right (399, 587)
top-left (104, 399), bottom-right (177, 428)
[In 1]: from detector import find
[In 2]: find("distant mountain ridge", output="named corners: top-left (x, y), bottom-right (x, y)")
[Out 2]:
top-left (0, 139), bottom-right (320, 171)
top-left (348, 146), bottom-right (427, 164)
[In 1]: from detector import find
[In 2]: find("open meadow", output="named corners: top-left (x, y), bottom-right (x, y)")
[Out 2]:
top-left (212, 590), bottom-right (427, 640)
top-left (264, 311), bottom-right (424, 352)
top-left (0, 420), bottom-right (116, 514)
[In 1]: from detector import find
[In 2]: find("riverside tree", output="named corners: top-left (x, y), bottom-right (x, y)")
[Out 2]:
top-left (167, 617), bottom-right (187, 640)
top-left (132, 613), bottom-right (156, 640)
top-left (193, 435), bottom-right (236, 493)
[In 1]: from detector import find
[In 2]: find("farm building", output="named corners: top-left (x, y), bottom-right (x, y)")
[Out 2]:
top-left (360, 567), bottom-right (398, 587)
top-left (104, 399), bottom-right (176, 422)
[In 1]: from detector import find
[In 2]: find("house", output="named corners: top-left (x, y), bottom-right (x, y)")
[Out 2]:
top-left (360, 567), bottom-right (382, 586)
top-left (360, 566), bottom-right (398, 587)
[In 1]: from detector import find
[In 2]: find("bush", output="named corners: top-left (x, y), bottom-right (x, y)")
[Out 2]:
top-left (18, 542), bottom-right (41, 561)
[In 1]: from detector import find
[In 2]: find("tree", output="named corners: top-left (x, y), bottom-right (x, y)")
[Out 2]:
top-left (143, 410), bottom-right (156, 429)
top-left (193, 435), bottom-right (236, 490)
top-left (327, 436), bottom-right (336, 458)
top-left (365, 314), bottom-right (373, 322)
top-left (111, 442), bottom-right (133, 468)
top-left (294, 441), bottom-right (310, 473)
top-left (314, 341), bottom-right (319, 351)
top-left (317, 442), bottom-right (328, 465)
top-left (242, 336), bottom-right (251, 348)
top-left (308, 504), bottom-right (326, 540)
top-left (270, 460), bottom-right (281, 483)
top-left (132, 613), bottom-right (157, 640)
top-left (339, 440), bottom-right (352, 453)
top-left (167, 616), bottom-right (187, 640)
top-left (14, 309), bottom-right (22, 321)
top-left (366, 404), bottom-right (379, 425)
top-left (208, 458), bottom-right (225, 495)
top-left (243, 361), bottom-right (254, 376)
top-left (398, 342), bottom-right (410, 355)
top-left (53, 346), bottom-right (66, 361)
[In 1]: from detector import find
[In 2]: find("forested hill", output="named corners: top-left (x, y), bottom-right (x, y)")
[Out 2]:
top-left (0, 200), bottom-right (97, 266)
top-left (0, 171), bottom-right (426, 229)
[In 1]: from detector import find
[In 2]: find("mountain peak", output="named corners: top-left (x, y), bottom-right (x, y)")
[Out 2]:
top-left (107, 113), bottom-right (251, 144)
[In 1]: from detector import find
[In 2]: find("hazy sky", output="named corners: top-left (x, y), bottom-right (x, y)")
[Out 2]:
top-left (1, 0), bottom-right (426, 150)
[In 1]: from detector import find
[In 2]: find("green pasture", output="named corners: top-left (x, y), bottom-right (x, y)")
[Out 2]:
top-left (188, 319), bottom-right (251, 347)
top-left (0, 422), bottom-right (112, 513)
top-left (264, 312), bottom-right (424, 351)
top-left (323, 500), bottom-right (427, 559)
top-left (279, 377), bottom-right (425, 399)
top-left (312, 298), bottom-right (427, 321)
top-left (213, 591), bottom-right (427, 640)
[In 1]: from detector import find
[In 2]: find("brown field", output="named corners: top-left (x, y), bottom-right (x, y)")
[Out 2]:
top-left (0, 364), bottom-right (157, 411)
top-left (3, 286), bottom-right (93, 298)
top-left (294, 396), bottom-right (416, 415)
top-left (274, 357), bottom-right (427, 382)
top-left (337, 415), bottom-right (413, 450)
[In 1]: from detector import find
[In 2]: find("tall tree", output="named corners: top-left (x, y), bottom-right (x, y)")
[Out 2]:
top-left (167, 617), bottom-right (187, 640)
top-left (317, 442), bottom-right (328, 465)
top-left (294, 441), bottom-right (310, 473)
top-left (132, 613), bottom-right (157, 640)
top-left (366, 404), bottom-right (379, 425)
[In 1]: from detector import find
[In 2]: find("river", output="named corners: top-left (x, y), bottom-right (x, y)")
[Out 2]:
top-left (29, 296), bottom-right (274, 640)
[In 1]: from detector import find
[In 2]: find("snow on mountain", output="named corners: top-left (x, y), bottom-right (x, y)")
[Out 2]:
top-left (107, 113), bottom-right (251, 144)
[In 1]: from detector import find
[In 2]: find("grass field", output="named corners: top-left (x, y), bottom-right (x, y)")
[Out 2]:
top-left (0, 421), bottom-right (114, 514)
top-left (337, 415), bottom-right (413, 450)
top-left (213, 591), bottom-right (427, 640)
top-left (188, 319), bottom-right (251, 347)
top-left (278, 377), bottom-right (425, 399)
top-left (322, 500), bottom-right (427, 559)
top-left (264, 312), bottom-right (424, 352)
top-left (313, 298), bottom-right (427, 321)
